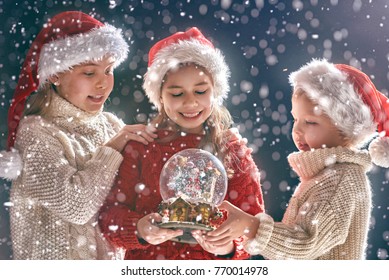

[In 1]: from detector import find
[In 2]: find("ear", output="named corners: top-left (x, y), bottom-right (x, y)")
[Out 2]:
top-left (48, 75), bottom-right (60, 86)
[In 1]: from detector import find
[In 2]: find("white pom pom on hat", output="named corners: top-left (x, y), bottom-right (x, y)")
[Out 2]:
top-left (0, 149), bottom-right (23, 180)
top-left (289, 59), bottom-right (389, 168)
top-left (368, 133), bottom-right (389, 168)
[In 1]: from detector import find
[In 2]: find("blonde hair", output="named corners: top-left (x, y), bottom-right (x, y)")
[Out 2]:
top-left (23, 84), bottom-right (54, 117)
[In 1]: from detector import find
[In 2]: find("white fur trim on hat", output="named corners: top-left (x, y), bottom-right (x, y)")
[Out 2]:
top-left (289, 59), bottom-right (376, 147)
top-left (38, 24), bottom-right (128, 86)
top-left (0, 148), bottom-right (23, 180)
top-left (143, 39), bottom-right (230, 110)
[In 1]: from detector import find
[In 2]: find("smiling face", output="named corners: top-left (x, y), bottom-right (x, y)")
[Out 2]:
top-left (53, 56), bottom-right (115, 113)
top-left (160, 64), bottom-right (214, 134)
top-left (291, 89), bottom-right (349, 151)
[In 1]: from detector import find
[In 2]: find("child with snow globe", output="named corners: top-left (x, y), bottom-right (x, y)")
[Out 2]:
top-left (0, 11), bottom-right (157, 259)
top-left (98, 27), bottom-right (265, 260)
top-left (207, 59), bottom-right (389, 259)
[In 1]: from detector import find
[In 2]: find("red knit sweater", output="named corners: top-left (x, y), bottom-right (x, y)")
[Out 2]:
top-left (99, 130), bottom-right (264, 260)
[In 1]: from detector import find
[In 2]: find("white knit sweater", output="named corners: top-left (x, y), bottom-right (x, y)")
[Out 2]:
top-left (244, 147), bottom-right (372, 259)
top-left (10, 93), bottom-right (124, 259)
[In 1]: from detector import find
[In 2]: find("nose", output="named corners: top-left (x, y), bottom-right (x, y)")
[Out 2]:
top-left (183, 93), bottom-right (198, 107)
top-left (96, 74), bottom-right (108, 89)
top-left (292, 120), bottom-right (302, 136)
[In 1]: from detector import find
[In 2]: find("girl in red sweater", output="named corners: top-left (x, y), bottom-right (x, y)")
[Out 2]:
top-left (98, 27), bottom-right (264, 260)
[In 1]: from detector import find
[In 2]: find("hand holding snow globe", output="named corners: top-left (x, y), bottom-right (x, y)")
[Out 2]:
top-left (158, 148), bottom-right (228, 244)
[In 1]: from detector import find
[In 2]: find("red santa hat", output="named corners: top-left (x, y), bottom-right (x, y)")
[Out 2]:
top-left (7, 11), bottom-right (129, 149)
top-left (143, 27), bottom-right (230, 111)
top-left (0, 11), bottom-right (128, 180)
top-left (289, 59), bottom-right (389, 168)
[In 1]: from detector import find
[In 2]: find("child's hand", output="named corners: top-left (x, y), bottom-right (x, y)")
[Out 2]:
top-left (137, 213), bottom-right (183, 245)
top-left (105, 124), bottom-right (158, 152)
top-left (192, 229), bottom-right (234, 256)
top-left (205, 201), bottom-right (259, 244)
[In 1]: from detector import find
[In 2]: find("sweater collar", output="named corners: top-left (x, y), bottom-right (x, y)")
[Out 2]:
top-left (46, 93), bottom-right (103, 124)
top-left (287, 146), bottom-right (372, 179)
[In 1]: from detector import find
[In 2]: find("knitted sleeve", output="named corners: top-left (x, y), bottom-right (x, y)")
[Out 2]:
top-left (15, 117), bottom-right (123, 225)
top-left (222, 129), bottom-right (265, 259)
top-left (98, 141), bottom-right (150, 250)
top-left (244, 171), bottom-right (357, 259)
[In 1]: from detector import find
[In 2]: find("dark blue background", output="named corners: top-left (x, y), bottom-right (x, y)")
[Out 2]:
top-left (1, 0), bottom-right (388, 260)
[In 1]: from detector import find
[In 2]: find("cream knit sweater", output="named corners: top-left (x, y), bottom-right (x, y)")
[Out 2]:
top-left (244, 147), bottom-right (372, 259)
top-left (10, 93), bottom-right (124, 259)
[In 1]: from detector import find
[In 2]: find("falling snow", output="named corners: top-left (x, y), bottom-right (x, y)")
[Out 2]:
top-left (0, 0), bottom-right (388, 260)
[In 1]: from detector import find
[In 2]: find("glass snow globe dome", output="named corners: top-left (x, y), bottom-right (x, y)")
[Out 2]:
top-left (160, 148), bottom-right (228, 207)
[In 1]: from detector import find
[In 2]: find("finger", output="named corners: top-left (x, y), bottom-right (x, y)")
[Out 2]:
top-left (206, 224), bottom-right (231, 237)
top-left (192, 231), bottom-right (206, 247)
top-left (218, 200), bottom-right (234, 211)
top-left (134, 125), bottom-right (158, 139)
top-left (143, 227), bottom-right (177, 240)
top-left (206, 228), bottom-right (230, 239)
top-left (193, 232), bottom-right (221, 253)
top-left (192, 230), bottom-right (208, 244)
top-left (205, 235), bottom-right (233, 247)
top-left (125, 124), bottom-right (158, 139)
top-left (123, 126), bottom-right (157, 143)
top-left (148, 213), bottom-right (162, 223)
top-left (145, 229), bottom-right (183, 245)
top-left (143, 235), bottom-right (166, 245)
top-left (157, 227), bottom-right (183, 237)
top-left (123, 132), bottom-right (149, 145)
top-left (123, 124), bottom-right (147, 133)
top-left (145, 124), bottom-right (158, 137)
top-left (136, 130), bottom-right (156, 142)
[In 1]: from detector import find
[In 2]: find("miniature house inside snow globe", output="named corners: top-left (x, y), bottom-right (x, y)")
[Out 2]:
top-left (158, 148), bottom-right (228, 244)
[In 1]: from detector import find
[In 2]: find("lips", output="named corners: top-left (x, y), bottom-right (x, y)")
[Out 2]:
top-left (88, 95), bottom-right (104, 102)
top-left (181, 111), bottom-right (201, 118)
top-left (297, 142), bottom-right (310, 152)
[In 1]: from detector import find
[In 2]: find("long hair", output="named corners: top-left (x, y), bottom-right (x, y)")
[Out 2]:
top-left (23, 84), bottom-right (54, 117)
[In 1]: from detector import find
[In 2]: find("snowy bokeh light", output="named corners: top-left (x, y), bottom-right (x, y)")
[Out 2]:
top-left (0, 0), bottom-right (388, 260)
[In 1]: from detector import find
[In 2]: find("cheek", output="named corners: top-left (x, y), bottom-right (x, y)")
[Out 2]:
top-left (304, 134), bottom-right (316, 145)
top-left (198, 96), bottom-right (214, 111)
top-left (304, 129), bottom-right (319, 140)
top-left (162, 101), bottom-right (178, 119)
top-left (305, 129), bottom-right (332, 147)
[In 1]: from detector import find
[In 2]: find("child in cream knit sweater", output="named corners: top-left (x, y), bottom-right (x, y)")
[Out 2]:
top-left (205, 59), bottom-right (389, 259)
top-left (0, 11), bottom-right (156, 259)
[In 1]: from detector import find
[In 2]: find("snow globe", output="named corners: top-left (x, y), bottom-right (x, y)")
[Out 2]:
top-left (158, 148), bottom-right (228, 244)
